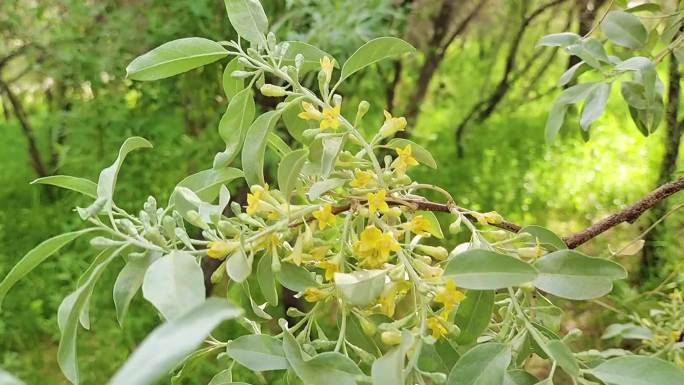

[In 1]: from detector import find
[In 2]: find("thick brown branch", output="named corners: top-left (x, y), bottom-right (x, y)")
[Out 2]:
top-left (563, 176), bottom-right (684, 248)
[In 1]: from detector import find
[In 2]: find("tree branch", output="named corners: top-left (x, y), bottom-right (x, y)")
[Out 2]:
top-left (294, 175), bottom-right (684, 250)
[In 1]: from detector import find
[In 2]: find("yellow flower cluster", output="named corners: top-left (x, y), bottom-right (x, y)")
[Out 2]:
top-left (312, 204), bottom-right (337, 230)
top-left (353, 225), bottom-right (400, 268)
top-left (391, 145), bottom-right (418, 175)
top-left (298, 101), bottom-right (341, 130)
top-left (367, 189), bottom-right (390, 214)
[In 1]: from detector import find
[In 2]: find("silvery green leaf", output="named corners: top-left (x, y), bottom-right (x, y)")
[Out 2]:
top-left (226, 249), bottom-right (252, 283)
top-left (113, 251), bottom-right (161, 326)
top-left (580, 82), bottom-right (611, 130)
top-left (589, 356), bottom-right (684, 385)
top-left (278, 149), bottom-right (308, 200)
top-left (277, 263), bottom-right (319, 292)
top-left (558, 62), bottom-right (585, 87)
top-left (320, 135), bottom-right (346, 178)
top-left (126, 38), bottom-right (228, 81)
top-left (282, 96), bottom-right (317, 142)
top-left (257, 254), bottom-right (278, 306)
top-left (58, 246), bottom-right (124, 384)
top-left (334, 269), bottom-right (386, 307)
top-left (242, 111), bottom-right (281, 186)
top-left (0, 370), bottom-right (25, 385)
top-left (31, 175), bottom-right (97, 198)
top-left (339, 37), bottom-right (415, 84)
top-left (170, 167), bottom-right (243, 207)
top-left (267, 132), bottom-right (292, 157)
top-left (215, 89), bottom-right (255, 168)
top-left (226, 335), bottom-right (288, 371)
top-left (222, 58), bottom-right (245, 99)
top-left (308, 178), bottom-right (346, 201)
top-left (446, 343), bottom-right (511, 385)
top-left (142, 251), bottom-right (205, 320)
top-left (601, 11), bottom-right (647, 49)
top-left (224, 0), bottom-right (268, 45)
top-left (97, 137), bottom-right (153, 213)
top-left (444, 249), bottom-right (538, 290)
top-left (537, 32), bottom-right (580, 47)
top-left (282, 41), bottom-right (335, 73)
top-left (0, 228), bottom-right (99, 310)
top-left (108, 298), bottom-right (242, 385)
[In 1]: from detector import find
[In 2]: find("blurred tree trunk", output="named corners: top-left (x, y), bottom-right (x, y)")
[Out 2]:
top-left (640, 54), bottom-right (682, 281)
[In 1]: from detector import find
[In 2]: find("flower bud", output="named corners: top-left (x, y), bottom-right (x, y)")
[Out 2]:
top-left (358, 316), bottom-right (377, 336)
top-left (210, 261), bottom-right (226, 284)
top-left (90, 236), bottom-right (124, 249)
top-left (332, 94), bottom-right (342, 107)
top-left (294, 53), bottom-right (304, 70)
top-left (415, 245), bottom-right (449, 261)
top-left (260, 84), bottom-right (287, 97)
top-left (449, 217), bottom-right (462, 235)
top-left (162, 216), bottom-right (176, 239)
top-left (355, 100), bottom-right (370, 122)
top-left (266, 32), bottom-right (276, 51)
top-left (483, 211), bottom-right (503, 224)
top-left (238, 57), bottom-right (252, 67)
top-left (185, 210), bottom-right (208, 229)
top-left (286, 307), bottom-right (306, 318)
top-left (231, 70), bottom-right (254, 78)
top-left (381, 330), bottom-right (402, 345)
top-left (517, 247), bottom-right (541, 259)
top-left (217, 220), bottom-right (239, 236)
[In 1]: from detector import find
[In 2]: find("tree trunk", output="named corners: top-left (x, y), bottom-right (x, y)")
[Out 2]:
top-left (640, 55), bottom-right (682, 281)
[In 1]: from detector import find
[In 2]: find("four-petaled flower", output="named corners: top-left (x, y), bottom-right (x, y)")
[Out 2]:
top-left (316, 259), bottom-right (339, 281)
top-left (433, 280), bottom-right (466, 315)
top-left (246, 188), bottom-right (264, 215)
top-left (303, 287), bottom-right (329, 302)
top-left (427, 316), bottom-right (448, 339)
top-left (392, 145), bottom-right (419, 175)
top-left (353, 225), bottom-right (400, 268)
top-left (404, 215), bottom-right (431, 236)
top-left (320, 105), bottom-right (341, 130)
top-left (320, 56), bottom-right (335, 83)
top-left (350, 169), bottom-right (374, 188)
top-left (312, 204), bottom-right (337, 230)
top-left (379, 110), bottom-right (407, 137)
top-left (298, 101), bottom-right (323, 121)
top-left (367, 189), bottom-right (390, 214)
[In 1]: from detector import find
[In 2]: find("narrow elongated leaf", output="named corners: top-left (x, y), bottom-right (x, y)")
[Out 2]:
top-left (601, 11), bottom-right (647, 49)
top-left (546, 83), bottom-right (599, 141)
top-left (108, 298), bottom-right (242, 385)
top-left (590, 356), bottom-right (684, 385)
top-left (453, 290), bottom-right (494, 345)
top-left (386, 138), bottom-right (437, 169)
top-left (308, 178), bottom-right (346, 201)
top-left (580, 82), bottom-right (611, 130)
top-left (31, 175), bottom-right (97, 198)
top-left (113, 251), bottom-right (160, 326)
top-left (558, 62), bottom-right (586, 87)
top-left (59, 247), bottom-right (122, 385)
top-left (267, 132), bottom-right (292, 157)
top-left (224, 0), bottom-right (268, 44)
top-left (533, 250), bottom-right (626, 300)
top-left (242, 111), bottom-right (280, 186)
top-left (127, 38), bottom-right (228, 81)
top-left (0, 228), bottom-right (98, 309)
top-left (278, 149), bottom-right (308, 199)
top-left (226, 335), bottom-right (288, 371)
top-left (444, 249), bottom-right (538, 290)
top-left (537, 33), bottom-right (580, 47)
top-left (446, 343), bottom-right (511, 385)
top-left (97, 137), bottom-right (153, 212)
top-left (223, 58), bottom-right (244, 99)
top-left (334, 269), bottom-right (386, 307)
top-left (215, 89), bottom-right (256, 169)
top-left (320, 135), bottom-right (346, 178)
top-left (170, 167), bottom-right (243, 208)
top-left (257, 254), bottom-right (278, 306)
top-left (602, 323), bottom-right (653, 340)
top-left (339, 37), bottom-right (415, 83)
top-left (142, 252), bottom-right (205, 320)
top-left (546, 340), bottom-right (579, 378)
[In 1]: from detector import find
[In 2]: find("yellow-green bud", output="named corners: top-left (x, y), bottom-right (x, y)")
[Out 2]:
top-left (449, 217), bottom-right (462, 234)
top-left (359, 316), bottom-right (377, 336)
top-left (517, 247), bottom-right (540, 259)
top-left (415, 245), bottom-right (449, 261)
top-left (356, 100), bottom-right (370, 122)
top-left (487, 230), bottom-right (508, 241)
top-left (210, 261), bottom-right (226, 284)
top-left (381, 330), bottom-right (402, 345)
top-left (260, 84), bottom-right (287, 97)
top-left (185, 210), bottom-right (208, 229)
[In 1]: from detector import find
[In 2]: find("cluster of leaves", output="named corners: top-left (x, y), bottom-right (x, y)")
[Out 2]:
top-left (540, 3), bottom-right (683, 141)
top-left (2, 1), bottom-right (684, 385)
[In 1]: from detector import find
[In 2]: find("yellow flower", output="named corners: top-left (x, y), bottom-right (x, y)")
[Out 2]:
top-left (316, 260), bottom-right (339, 281)
top-left (434, 280), bottom-right (466, 315)
top-left (298, 101), bottom-right (323, 121)
top-left (312, 204), bottom-right (337, 230)
top-left (246, 189), bottom-right (263, 215)
top-left (309, 245), bottom-right (330, 261)
top-left (320, 56), bottom-right (335, 83)
top-left (303, 287), bottom-right (329, 302)
top-left (353, 225), bottom-right (400, 268)
top-left (367, 189), bottom-right (390, 214)
top-left (392, 145), bottom-right (419, 175)
top-left (377, 281), bottom-right (411, 317)
top-left (379, 110), bottom-right (407, 137)
top-left (320, 105), bottom-right (341, 130)
top-left (350, 169), bottom-right (374, 188)
top-left (427, 316), bottom-right (448, 339)
top-left (404, 215), bottom-right (431, 236)
top-left (206, 240), bottom-right (238, 260)
top-left (267, 211), bottom-right (281, 221)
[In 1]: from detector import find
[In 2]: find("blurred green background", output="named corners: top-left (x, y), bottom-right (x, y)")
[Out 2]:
top-left (1, 0), bottom-right (682, 383)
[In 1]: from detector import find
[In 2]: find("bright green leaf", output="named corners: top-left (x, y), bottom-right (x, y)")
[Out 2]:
top-left (453, 290), bottom-right (494, 345)
top-left (519, 225), bottom-right (567, 251)
top-left (97, 137), bottom-right (153, 212)
top-left (446, 343), bottom-right (511, 385)
top-left (257, 254), bottom-right (278, 306)
top-left (224, 0), bottom-right (268, 45)
top-left (223, 58), bottom-right (244, 99)
top-left (242, 111), bottom-right (280, 186)
top-left (339, 37), bottom-right (415, 84)
top-left (31, 175), bottom-right (97, 198)
top-left (278, 149), bottom-right (308, 200)
top-left (215, 89), bottom-right (256, 169)
top-left (282, 41), bottom-right (335, 73)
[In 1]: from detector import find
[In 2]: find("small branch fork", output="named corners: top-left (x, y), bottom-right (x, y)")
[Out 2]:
top-left (299, 176), bottom-right (684, 249)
